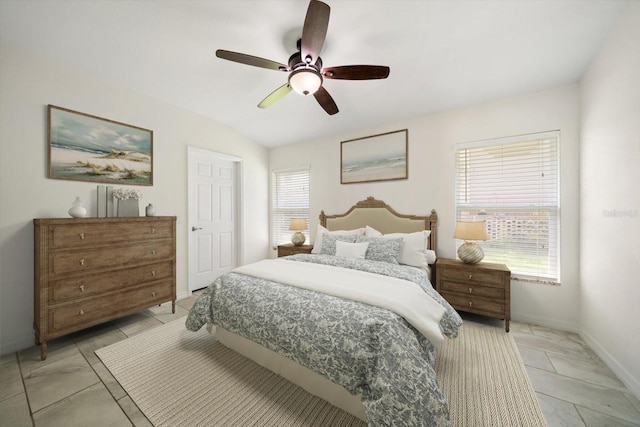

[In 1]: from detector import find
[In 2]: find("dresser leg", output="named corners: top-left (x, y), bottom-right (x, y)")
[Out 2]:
top-left (172, 300), bottom-right (176, 314)
top-left (40, 341), bottom-right (48, 360)
top-left (505, 320), bottom-right (510, 333)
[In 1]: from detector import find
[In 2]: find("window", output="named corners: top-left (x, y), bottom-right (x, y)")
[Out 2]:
top-left (455, 131), bottom-right (560, 284)
top-left (272, 167), bottom-right (310, 248)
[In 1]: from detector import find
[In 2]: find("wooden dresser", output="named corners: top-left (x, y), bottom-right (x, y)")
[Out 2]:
top-left (33, 216), bottom-right (176, 359)
top-left (277, 243), bottom-right (313, 257)
top-left (435, 258), bottom-right (511, 332)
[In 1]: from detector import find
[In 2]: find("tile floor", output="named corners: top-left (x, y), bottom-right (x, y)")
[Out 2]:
top-left (1, 295), bottom-right (639, 427)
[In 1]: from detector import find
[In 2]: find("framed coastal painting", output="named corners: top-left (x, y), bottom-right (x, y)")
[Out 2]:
top-left (48, 105), bottom-right (153, 186)
top-left (341, 129), bottom-right (408, 184)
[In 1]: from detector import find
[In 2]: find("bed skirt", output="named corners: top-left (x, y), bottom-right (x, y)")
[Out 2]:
top-left (216, 326), bottom-right (367, 421)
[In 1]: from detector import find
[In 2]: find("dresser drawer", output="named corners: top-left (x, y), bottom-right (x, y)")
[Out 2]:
top-left (49, 280), bottom-right (174, 332)
top-left (438, 267), bottom-right (504, 286)
top-left (50, 221), bottom-right (173, 248)
top-left (440, 292), bottom-right (505, 316)
top-left (49, 261), bottom-right (174, 303)
top-left (50, 241), bottom-right (173, 275)
top-left (439, 280), bottom-right (504, 299)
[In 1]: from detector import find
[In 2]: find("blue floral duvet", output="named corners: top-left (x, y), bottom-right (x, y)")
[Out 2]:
top-left (186, 254), bottom-right (462, 426)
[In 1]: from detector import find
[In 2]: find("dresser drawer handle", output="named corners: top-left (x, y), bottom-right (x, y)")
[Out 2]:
top-left (79, 284), bottom-right (85, 292)
top-left (468, 274), bottom-right (473, 280)
top-left (468, 301), bottom-right (473, 307)
top-left (151, 228), bottom-right (156, 234)
top-left (468, 287), bottom-right (473, 294)
top-left (152, 291), bottom-right (157, 297)
top-left (151, 270), bottom-right (156, 277)
top-left (152, 250), bottom-right (156, 255)
top-left (78, 309), bottom-right (85, 315)
top-left (79, 233), bottom-right (85, 240)
top-left (79, 259), bottom-right (85, 266)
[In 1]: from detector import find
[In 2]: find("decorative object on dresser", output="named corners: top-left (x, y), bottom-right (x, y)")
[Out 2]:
top-left (277, 243), bottom-right (313, 257)
top-left (113, 188), bottom-right (142, 217)
top-left (33, 216), bottom-right (176, 360)
top-left (289, 218), bottom-right (308, 246)
top-left (68, 196), bottom-right (87, 218)
top-left (145, 203), bottom-right (155, 217)
top-left (453, 220), bottom-right (488, 264)
top-left (435, 258), bottom-right (511, 332)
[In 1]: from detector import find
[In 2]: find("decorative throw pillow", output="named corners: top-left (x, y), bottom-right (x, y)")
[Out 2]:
top-left (311, 225), bottom-right (364, 254)
top-left (385, 230), bottom-right (433, 267)
top-left (335, 241), bottom-right (369, 259)
top-left (356, 236), bottom-right (403, 264)
top-left (319, 234), bottom-right (358, 256)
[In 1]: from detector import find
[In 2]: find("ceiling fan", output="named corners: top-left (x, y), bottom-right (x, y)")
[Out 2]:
top-left (216, 0), bottom-right (390, 115)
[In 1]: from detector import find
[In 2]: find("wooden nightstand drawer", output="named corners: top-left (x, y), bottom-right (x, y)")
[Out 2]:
top-left (438, 267), bottom-right (504, 286)
top-left (439, 280), bottom-right (504, 299)
top-left (440, 292), bottom-right (505, 317)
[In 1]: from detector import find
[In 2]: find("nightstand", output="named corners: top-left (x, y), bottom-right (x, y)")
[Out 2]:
top-left (435, 258), bottom-right (511, 332)
top-left (277, 243), bottom-right (313, 257)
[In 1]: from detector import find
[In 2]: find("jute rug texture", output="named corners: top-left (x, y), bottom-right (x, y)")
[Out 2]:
top-left (96, 318), bottom-right (546, 427)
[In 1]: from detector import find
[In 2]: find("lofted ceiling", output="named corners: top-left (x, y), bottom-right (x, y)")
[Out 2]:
top-left (0, 0), bottom-right (626, 148)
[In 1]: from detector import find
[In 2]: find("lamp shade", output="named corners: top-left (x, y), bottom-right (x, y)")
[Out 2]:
top-left (453, 221), bottom-right (487, 241)
top-left (289, 218), bottom-right (308, 231)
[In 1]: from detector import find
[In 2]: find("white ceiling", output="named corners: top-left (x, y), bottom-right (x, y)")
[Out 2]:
top-left (0, 0), bottom-right (626, 148)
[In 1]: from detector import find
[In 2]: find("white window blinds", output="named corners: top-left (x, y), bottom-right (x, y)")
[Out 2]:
top-left (455, 131), bottom-right (560, 283)
top-left (272, 167), bottom-right (310, 248)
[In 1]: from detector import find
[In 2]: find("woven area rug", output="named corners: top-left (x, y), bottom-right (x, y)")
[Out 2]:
top-left (96, 318), bottom-right (546, 427)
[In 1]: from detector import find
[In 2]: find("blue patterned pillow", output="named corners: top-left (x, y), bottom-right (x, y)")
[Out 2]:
top-left (356, 236), bottom-right (403, 264)
top-left (320, 234), bottom-right (358, 255)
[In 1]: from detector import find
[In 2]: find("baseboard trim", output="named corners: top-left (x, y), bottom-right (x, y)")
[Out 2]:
top-left (579, 329), bottom-right (640, 400)
top-left (512, 313), bottom-right (579, 334)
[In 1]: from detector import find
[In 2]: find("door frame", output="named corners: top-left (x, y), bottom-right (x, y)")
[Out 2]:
top-left (187, 146), bottom-right (244, 293)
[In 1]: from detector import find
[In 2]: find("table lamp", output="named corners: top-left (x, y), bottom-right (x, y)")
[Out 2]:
top-left (454, 221), bottom-right (488, 264)
top-left (289, 218), bottom-right (308, 246)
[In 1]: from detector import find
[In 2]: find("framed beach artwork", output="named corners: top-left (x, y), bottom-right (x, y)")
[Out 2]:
top-left (341, 129), bottom-right (408, 184)
top-left (48, 105), bottom-right (153, 186)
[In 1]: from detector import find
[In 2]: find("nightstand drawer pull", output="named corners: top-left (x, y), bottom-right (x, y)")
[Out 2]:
top-left (79, 284), bottom-right (85, 292)
top-left (151, 270), bottom-right (156, 277)
top-left (152, 291), bottom-right (157, 297)
top-left (78, 309), bottom-right (85, 315)
top-left (79, 233), bottom-right (85, 240)
top-left (468, 274), bottom-right (473, 280)
top-left (152, 250), bottom-right (156, 255)
top-left (468, 287), bottom-right (473, 293)
top-left (79, 259), bottom-right (85, 266)
top-left (468, 301), bottom-right (473, 307)
top-left (151, 228), bottom-right (156, 234)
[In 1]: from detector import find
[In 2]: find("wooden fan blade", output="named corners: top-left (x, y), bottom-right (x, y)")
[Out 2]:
top-left (301, 0), bottom-right (330, 65)
top-left (313, 86), bottom-right (338, 115)
top-left (323, 65), bottom-right (390, 80)
top-left (216, 50), bottom-right (288, 71)
top-left (258, 83), bottom-right (292, 109)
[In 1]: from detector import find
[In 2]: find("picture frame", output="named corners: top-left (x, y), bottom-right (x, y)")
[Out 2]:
top-left (48, 105), bottom-right (153, 186)
top-left (341, 129), bottom-right (408, 184)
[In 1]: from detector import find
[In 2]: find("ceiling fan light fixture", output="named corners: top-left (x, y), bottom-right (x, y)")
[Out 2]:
top-left (288, 68), bottom-right (322, 96)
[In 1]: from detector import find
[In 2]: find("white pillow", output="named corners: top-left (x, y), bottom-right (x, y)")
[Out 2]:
top-left (383, 230), bottom-right (433, 267)
top-left (311, 225), bottom-right (365, 254)
top-left (335, 241), bottom-right (369, 259)
top-left (365, 225), bottom-right (383, 237)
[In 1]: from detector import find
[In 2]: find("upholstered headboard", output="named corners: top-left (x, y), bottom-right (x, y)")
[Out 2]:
top-left (319, 197), bottom-right (437, 253)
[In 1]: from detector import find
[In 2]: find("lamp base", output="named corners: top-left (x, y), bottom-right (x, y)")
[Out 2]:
top-left (457, 241), bottom-right (484, 264)
top-left (291, 231), bottom-right (306, 246)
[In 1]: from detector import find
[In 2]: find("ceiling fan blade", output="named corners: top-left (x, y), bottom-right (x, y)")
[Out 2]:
top-left (301, 0), bottom-right (330, 65)
top-left (313, 86), bottom-right (338, 115)
top-left (216, 50), bottom-right (288, 71)
top-left (258, 83), bottom-right (293, 109)
top-left (323, 65), bottom-right (390, 80)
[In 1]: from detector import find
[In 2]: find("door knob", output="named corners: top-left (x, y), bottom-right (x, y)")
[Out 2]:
top-left (191, 226), bottom-right (202, 231)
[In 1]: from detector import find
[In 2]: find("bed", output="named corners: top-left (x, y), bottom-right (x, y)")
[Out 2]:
top-left (186, 197), bottom-right (462, 426)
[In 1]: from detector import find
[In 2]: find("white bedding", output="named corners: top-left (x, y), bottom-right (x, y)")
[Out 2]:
top-left (234, 258), bottom-right (447, 346)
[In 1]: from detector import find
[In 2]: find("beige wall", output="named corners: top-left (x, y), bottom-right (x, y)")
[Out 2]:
top-left (270, 84), bottom-right (581, 333)
top-left (580, 1), bottom-right (640, 397)
top-left (0, 44), bottom-right (270, 355)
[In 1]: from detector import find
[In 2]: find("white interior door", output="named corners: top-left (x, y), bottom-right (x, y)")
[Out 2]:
top-left (188, 147), bottom-right (240, 292)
